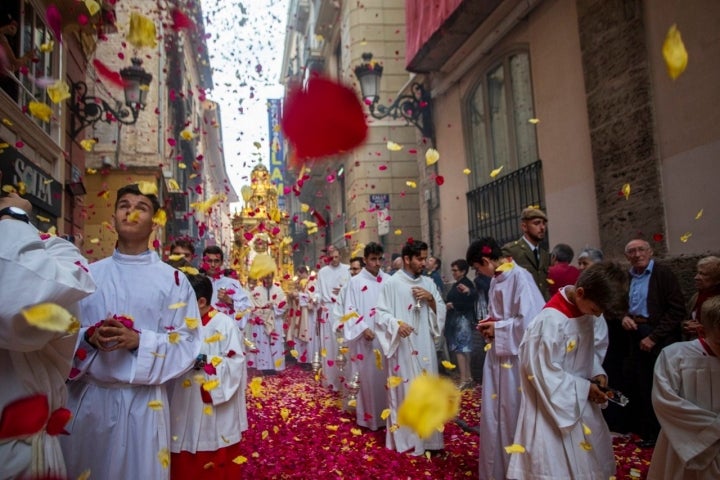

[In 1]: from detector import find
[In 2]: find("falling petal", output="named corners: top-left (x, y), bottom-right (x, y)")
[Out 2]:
top-left (387, 376), bottom-right (404, 388)
top-left (405, 180), bottom-right (417, 188)
top-left (441, 360), bottom-right (456, 370)
top-left (79, 139), bottom-right (96, 152)
top-left (92, 59), bottom-right (125, 88)
top-left (579, 441), bottom-right (593, 451)
top-left (397, 374), bottom-right (460, 439)
top-left (566, 340), bottom-right (577, 352)
top-left (127, 12), bottom-right (158, 49)
top-left (232, 456), bottom-right (248, 465)
top-left (47, 80), bottom-right (70, 104)
top-left (168, 332), bottom-right (180, 344)
top-left (205, 333), bottom-right (224, 344)
top-left (203, 379), bottom-right (220, 392)
top-left (249, 254), bottom-right (277, 280)
top-left (386, 141), bottom-right (403, 151)
top-left (394, 229), bottom-right (402, 235)
top-left (621, 183), bottom-right (631, 200)
top-left (425, 148), bottom-right (440, 166)
top-left (680, 232), bottom-right (692, 243)
top-left (39, 41), bottom-right (54, 53)
top-left (504, 444), bottom-right (526, 454)
top-left (84, 0), bottom-right (101, 16)
top-left (500, 362), bottom-right (513, 369)
top-left (168, 302), bottom-right (187, 310)
top-left (490, 165), bottom-right (504, 178)
top-left (180, 129), bottom-right (194, 140)
top-left (582, 423), bottom-right (592, 435)
top-left (147, 400), bottom-right (163, 411)
top-left (380, 408), bottom-right (391, 420)
top-left (662, 24), bottom-right (688, 80)
top-left (462, 168), bottom-right (471, 175)
top-left (339, 311), bottom-right (359, 324)
top-left (137, 180), bottom-right (158, 196)
top-left (28, 102), bottom-right (53, 123)
top-left (157, 449), bottom-right (170, 469)
top-left (695, 209), bottom-right (703, 220)
top-left (45, 5), bottom-right (62, 43)
top-left (152, 209), bottom-right (167, 227)
top-left (528, 118), bottom-right (540, 124)
top-left (484, 342), bottom-right (492, 352)
top-left (22, 303), bottom-right (79, 333)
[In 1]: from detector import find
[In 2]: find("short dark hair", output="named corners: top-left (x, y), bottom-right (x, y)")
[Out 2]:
top-left (576, 262), bottom-right (627, 312)
top-left (466, 237), bottom-right (502, 265)
top-left (116, 184), bottom-right (160, 213)
top-left (451, 259), bottom-right (469, 275)
top-left (401, 240), bottom-right (428, 260)
top-left (364, 241), bottom-right (384, 258)
top-left (186, 273), bottom-right (213, 304)
top-left (551, 243), bottom-right (574, 263)
top-left (171, 238), bottom-right (195, 255)
top-left (350, 256), bottom-right (365, 267)
top-left (203, 245), bottom-right (223, 261)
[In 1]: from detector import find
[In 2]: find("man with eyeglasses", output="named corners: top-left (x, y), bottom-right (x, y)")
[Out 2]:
top-left (621, 238), bottom-right (685, 448)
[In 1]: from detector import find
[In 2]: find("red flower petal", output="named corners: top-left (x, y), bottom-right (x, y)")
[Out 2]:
top-left (92, 59), bottom-right (125, 88)
top-left (0, 394), bottom-right (49, 439)
top-left (46, 408), bottom-right (72, 436)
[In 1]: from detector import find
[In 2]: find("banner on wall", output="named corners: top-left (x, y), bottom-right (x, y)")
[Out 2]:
top-left (267, 98), bottom-right (286, 210)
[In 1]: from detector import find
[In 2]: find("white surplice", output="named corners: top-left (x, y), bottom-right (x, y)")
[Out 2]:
top-left (647, 340), bottom-right (720, 480)
top-left (317, 263), bottom-right (349, 391)
top-left (60, 250), bottom-right (202, 480)
top-left (247, 282), bottom-right (287, 371)
top-left (290, 278), bottom-right (319, 364)
top-left (0, 221), bottom-right (96, 479)
top-left (375, 270), bottom-right (446, 455)
top-left (507, 288), bottom-right (614, 480)
top-left (479, 262), bottom-right (545, 480)
top-left (343, 268), bottom-right (390, 430)
top-left (169, 309), bottom-right (245, 453)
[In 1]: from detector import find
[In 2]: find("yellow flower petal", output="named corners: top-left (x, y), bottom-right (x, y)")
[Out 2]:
top-left (504, 443), bottom-right (526, 454)
top-left (380, 408), bottom-right (391, 420)
top-left (203, 405), bottom-right (213, 415)
top-left (22, 303), bottom-right (79, 333)
top-left (566, 340), bottom-right (577, 352)
top-left (205, 332), bottom-right (224, 344)
top-left (47, 80), bottom-right (71, 104)
top-left (249, 254), bottom-right (276, 280)
top-left (274, 357), bottom-right (284, 368)
top-left (386, 141), bottom-right (403, 151)
top-left (127, 211), bottom-right (140, 222)
top-left (182, 379), bottom-right (191, 388)
top-left (622, 183), bottom-right (631, 200)
top-left (152, 209), bottom-right (167, 227)
top-left (490, 165), bottom-right (504, 178)
top-left (326, 425), bottom-right (339, 431)
top-left (462, 168), bottom-right (471, 175)
top-left (158, 448), bottom-right (170, 469)
top-left (84, 0), bottom-right (101, 15)
top-left (374, 349), bottom-right (383, 371)
top-left (168, 302), bottom-right (187, 310)
top-left (168, 332), bottom-right (180, 344)
top-left (321, 347), bottom-right (327, 358)
top-left (180, 129), bottom-right (194, 140)
top-left (528, 118), bottom-right (540, 124)
top-left (582, 423), bottom-right (592, 435)
top-left (695, 208), bottom-right (703, 220)
top-left (397, 374), bottom-right (460, 439)
top-left (579, 441), bottom-right (593, 451)
top-left (425, 148), bottom-right (440, 166)
top-left (39, 40), bottom-right (54, 53)
top-left (387, 376), bottom-right (404, 388)
top-left (203, 379), bottom-right (220, 391)
top-left (484, 342), bottom-right (492, 352)
top-left (300, 203), bottom-right (310, 213)
top-left (662, 24), bottom-right (688, 80)
top-left (179, 266), bottom-right (199, 275)
top-left (441, 360), bottom-right (456, 370)
top-left (290, 349), bottom-right (299, 358)
top-left (209, 356), bottom-right (222, 367)
top-left (280, 407), bottom-right (290, 422)
top-left (185, 317), bottom-right (199, 329)
top-left (249, 377), bottom-right (264, 398)
top-left (79, 139), bottom-right (96, 152)
top-left (136, 180), bottom-right (158, 196)
top-left (680, 232), bottom-right (692, 243)
top-left (339, 311), bottom-right (359, 324)
top-left (232, 455), bottom-right (248, 465)
top-left (147, 400), bottom-right (163, 411)
top-left (394, 229), bottom-right (402, 235)
top-left (350, 427), bottom-right (362, 436)
top-left (501, 362), bottom-right (513, 369)
top-left (127, 12), bottom-right (158, 49)
top-left (405, 180), bottom-right (417, 188)
top-left (28, 101), bottom-right (52, 122)
top-left (347, 399), bottom-right (357, 407)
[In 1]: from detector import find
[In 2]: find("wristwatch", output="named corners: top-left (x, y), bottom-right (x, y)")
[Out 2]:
top-left (0, 206), bottom-right (30, 223)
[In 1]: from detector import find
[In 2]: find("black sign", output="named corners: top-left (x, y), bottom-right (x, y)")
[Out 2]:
top-left (0, 141), bottom-right (62, 217)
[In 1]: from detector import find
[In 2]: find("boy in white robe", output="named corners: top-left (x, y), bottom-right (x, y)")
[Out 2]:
top-left (287, 266), bottom-right (319, 366)
top-left (647, 295), bottom-right (720, 479)
top-left (60, 184), bottom-right (202, 480)
top-left (0, 192), bottom-right (96, 479)
top-left (343, 243), bottom-right (390, 430)
top-left (507, 262), bottom-right (627, 480)
top-left (169, 274), bottom-right (245, 480)
top-left (317, 246), bottom-right (350, 390)
top-left (375, 239), bottom-right (446, 455)
top-left (248, 273), bottom-right (288, 372)
top-left (466, 237), bottom-right (545, 480)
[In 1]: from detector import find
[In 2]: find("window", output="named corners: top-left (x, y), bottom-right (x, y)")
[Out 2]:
top-left (466, 50), bottom-right (538, 189)
top-left (0, 1), bottom-right (60, 136)
top-left (465, 50), bottom-right (544, 244)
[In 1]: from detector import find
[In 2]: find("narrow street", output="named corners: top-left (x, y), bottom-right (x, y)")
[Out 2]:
top-left (229, 365), bottom-right (652, 479)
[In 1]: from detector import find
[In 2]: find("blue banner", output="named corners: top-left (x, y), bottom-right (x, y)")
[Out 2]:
top-left (267, 99), bottom-right (285, 208)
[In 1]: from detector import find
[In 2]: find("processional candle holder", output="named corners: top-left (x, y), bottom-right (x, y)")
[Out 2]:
top-left (311, 351), bottom-right (322, 377)
top-left (346, 372), bottom-right (361, 410)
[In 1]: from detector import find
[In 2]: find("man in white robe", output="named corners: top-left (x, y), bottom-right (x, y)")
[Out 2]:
top-left (375, 240), bottom-right (446, 455)
top-left (466, 238), bottom-right (545, 479)
top-left (287, 266), bottom-right (319, 366)
top-left (202, 245), bottom-right (251, 320)
top-left (247, 274), bottom-right (288, 372)
top-left (169, 274), bottom-right (245, 479)
top-left (0, 193), bottom-right (96, 479)
top-left (507, 263), bottom-right (625, 480)
top-left (343, 242), bottom-right (389, 430)
top-left (317, 246), bottom-right (350, 391)
top-left (60, 184), bottom-right (201, 480)
top-left (647, 295), bottom-right (720, 480)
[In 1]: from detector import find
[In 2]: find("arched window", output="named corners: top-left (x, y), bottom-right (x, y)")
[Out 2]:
top-left (465, 50), bottom-right (545, 244)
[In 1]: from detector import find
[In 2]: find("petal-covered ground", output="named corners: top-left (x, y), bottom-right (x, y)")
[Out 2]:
top-left (234, 366), bottom-right (652, 479)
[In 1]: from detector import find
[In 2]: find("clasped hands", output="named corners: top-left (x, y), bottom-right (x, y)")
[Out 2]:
top-left (87, 317), bottom-right (140, 352)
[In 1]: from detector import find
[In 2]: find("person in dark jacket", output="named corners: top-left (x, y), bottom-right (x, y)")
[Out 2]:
top-left (444, 259), bottom-right (477, 389)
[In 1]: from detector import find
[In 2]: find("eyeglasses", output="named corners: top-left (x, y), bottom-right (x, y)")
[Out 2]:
top-left (625, 247), bottom-right (649, 255)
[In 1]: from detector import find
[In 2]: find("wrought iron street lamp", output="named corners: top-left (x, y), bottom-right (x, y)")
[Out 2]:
top-left (353, 52), bottom-right (434, 144)
top-left (69, 57), bottom-right (153, 139)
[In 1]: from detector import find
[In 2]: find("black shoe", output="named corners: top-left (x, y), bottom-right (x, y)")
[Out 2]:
top-left (637, 439), bottom-right (656, 448)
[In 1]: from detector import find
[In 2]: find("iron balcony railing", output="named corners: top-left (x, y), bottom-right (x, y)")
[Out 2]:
top-left (466, 160), bottom-right (545, 246)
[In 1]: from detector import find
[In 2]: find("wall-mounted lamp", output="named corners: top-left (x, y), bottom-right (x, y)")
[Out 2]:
top-left (69, 57), bottom-right (153, 139)
top-left (353, 52), bottom-right (435, 145)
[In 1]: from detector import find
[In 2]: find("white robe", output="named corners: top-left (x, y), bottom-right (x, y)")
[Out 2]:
top-left (0, 221), bottom-right (96, 479)
top-left (343, 268), bottom-right (390, 430)
top-left (60, 250), bottom-right (202, 480)
top-left (210, 276), bottom-right (251, 324)
top-left (507, 288), bottom-right (614, 480)
top-left (375, 270), bottom-right (446, 455)
top-left (247, 283), bottom-right (287, 370)
top-left (647, 340), bottom-right (720, 480)
top-left (169, 310), bottom-right (245, 453)
top-left (479, 262), bottom-right (545, 480)
top-left (317, 263), bottom-right (349, 390)
top-left (291, 278), bottom-right (319, 364)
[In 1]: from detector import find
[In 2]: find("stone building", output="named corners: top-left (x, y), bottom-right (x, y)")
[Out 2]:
top-left (280, 0), bottom-right (427, 269)
top-left (406, 0), bottom-right (719, 285)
